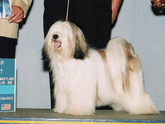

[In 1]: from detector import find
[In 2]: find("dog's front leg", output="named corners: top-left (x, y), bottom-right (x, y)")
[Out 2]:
top-left (53, 87), bottom-right (68, 113)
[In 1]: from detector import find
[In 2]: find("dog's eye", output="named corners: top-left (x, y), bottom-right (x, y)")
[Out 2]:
top-left (53, 34), bottom-right (58, 40)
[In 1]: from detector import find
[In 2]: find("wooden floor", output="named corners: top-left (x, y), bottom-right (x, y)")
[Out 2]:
top-left (0, 109), bottom-right (165, 123)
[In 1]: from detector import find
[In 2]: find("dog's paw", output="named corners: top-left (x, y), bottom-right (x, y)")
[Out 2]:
top-left (65, 109), bottom-right (94, 116)
top-left (129, 94), bottom-right (159, 115)
top-left (53, 107), bottom-right (65, 114)
top-left (130, 106), bottom-right (159, 115)
top-left (65, 106), bottom-right (95, 116)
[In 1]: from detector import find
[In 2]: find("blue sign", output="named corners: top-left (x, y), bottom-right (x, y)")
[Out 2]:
top-left (0, 59), bottom-right (16, 112)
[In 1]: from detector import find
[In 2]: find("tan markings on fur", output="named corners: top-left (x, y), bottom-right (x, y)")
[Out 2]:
top-left (76, 30), bottom-right (89, 57)
top-left (122, 42), bottom-right (142, 93)
top-left (98, 49), bottom-right (107, 62)
top-left (122, 42), bottom-right (132, 93)
top-left (97, 50), bottom-right (107, 103)
top-left (69, 22), bottom-right (77, 58)
top-left (98, 49), bottom-right (116, 92)
top-left (126, 43), bottom-right (142, 72)
top-left (69, 22), bottom-right (88, 58)
top-left (97, 49), bottom-right (115, 103)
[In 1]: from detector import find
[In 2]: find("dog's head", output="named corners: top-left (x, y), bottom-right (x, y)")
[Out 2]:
top-left (43, 21), bottom-right (88, 61)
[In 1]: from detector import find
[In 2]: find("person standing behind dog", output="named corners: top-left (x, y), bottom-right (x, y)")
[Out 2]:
top-left (0, 0), bottom-right (32, 58)
top-left (43, 0), bottom-right (123, 109)
top-left (44, 0), bottom-right (122, 48)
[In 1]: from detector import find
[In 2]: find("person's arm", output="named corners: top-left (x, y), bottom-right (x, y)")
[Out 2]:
top-left (151, 0), bottom-right (165, 7)
top-left (112, 0), bottom-right (123, 24)
top-left (8, 0), bottom-right (32, 23)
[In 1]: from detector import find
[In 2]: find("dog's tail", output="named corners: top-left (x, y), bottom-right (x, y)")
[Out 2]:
top-left (106, 37), bottom-right (159, 114)
top-left (106, 37), bottom-right (143, 94)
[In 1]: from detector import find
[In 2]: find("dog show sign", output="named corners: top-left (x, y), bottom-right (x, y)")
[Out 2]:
top-left (0, 59), bottom-right (16, 112)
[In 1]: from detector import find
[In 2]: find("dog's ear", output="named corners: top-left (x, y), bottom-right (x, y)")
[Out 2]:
top-left (69, 22), bottom-right (88, 59)
top-left (74, 28), bottom-right (89, 59)
top-left (42, 30), bottom-right (52, 60)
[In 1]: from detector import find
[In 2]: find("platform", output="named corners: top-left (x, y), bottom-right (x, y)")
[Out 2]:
top-left (0, 109), bottom-right (165, 124)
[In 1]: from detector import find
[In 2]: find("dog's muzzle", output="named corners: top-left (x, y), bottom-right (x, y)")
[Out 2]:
top-left (52, 34), bottom-right (61, 48)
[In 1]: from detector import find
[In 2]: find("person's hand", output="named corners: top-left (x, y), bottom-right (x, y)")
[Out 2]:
top-left (111, 0), bottom-right (122, 24)
top-left (112, 10), bottom-right (118, 24)
top-left (151, 0), bottom-right (165, 7)
top-left (8, 6), bottom-right (24, 23)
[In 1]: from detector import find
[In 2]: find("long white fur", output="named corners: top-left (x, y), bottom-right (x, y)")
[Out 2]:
top-left (43, 21), bottom-right (159, 116)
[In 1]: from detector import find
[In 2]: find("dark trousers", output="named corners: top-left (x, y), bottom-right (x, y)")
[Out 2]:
top-left (44, 0), bottom-right (112, 109)
top-left (0, 36), bottom-right (17, 58)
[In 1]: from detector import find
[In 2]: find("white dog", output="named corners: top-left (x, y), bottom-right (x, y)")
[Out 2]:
top-left (43, 21), bottom-right (159, 116)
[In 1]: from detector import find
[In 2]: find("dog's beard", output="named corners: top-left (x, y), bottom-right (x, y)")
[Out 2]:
top-left (52, 38), bottom-right (61, 48)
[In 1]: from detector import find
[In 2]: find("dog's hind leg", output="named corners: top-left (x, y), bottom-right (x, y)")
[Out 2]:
top-left (106, 37), bottom-right (159, 114)
top-left (122, 40), bottom-right (159, 114)
top-left (106, 37), bottom-right (129, 95)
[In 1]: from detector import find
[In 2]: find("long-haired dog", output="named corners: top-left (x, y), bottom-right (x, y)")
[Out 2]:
top-left (43, 21), bottom-right (159, 116)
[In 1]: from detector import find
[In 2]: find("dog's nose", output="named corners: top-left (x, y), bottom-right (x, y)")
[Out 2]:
top-left (53, 34), bottom-right (58, 40)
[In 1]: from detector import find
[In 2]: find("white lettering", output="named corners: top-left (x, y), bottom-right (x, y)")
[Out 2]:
top-left (0, 61), bottom-right (4, 65)
top-left (0, 69), bottom-right (3, 74)
top-left (0, 97), bottom-right (13, 101)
